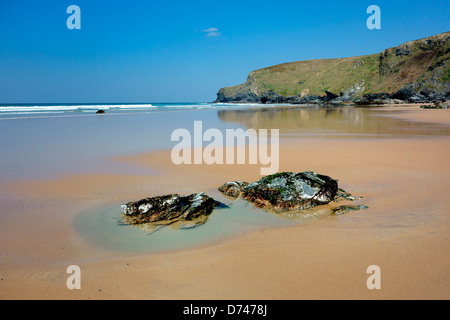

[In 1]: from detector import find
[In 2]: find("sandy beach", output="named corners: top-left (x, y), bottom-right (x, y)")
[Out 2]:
top-left (0, 105), bottom-right (449, 300)
top-left (1, 0), bottom-right (449, 304)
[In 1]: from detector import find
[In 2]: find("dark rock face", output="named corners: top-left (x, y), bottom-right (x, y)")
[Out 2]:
top-left (121, 193), bottom-right (223, 225)
top-left (219, 172), bottom-right (339, 211)
top-left (215, 88), bottom-right (262, 104)
top-left (325, 91), bottom-right (339, 101)
top-left (217, 85), bottom-right (447, 106)
top-left (391, 85), bottom-right (418, 101)
top-left (392, 84), bottom-right (450, 103)
top-left (218, 181), bottom-right (249, 199)
top-left (395, 45), bottom-right (411, 57)
top-left (258, 90), bottom-right (283, 104)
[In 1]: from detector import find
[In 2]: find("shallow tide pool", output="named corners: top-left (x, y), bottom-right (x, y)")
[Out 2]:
top-left (73, 188), bottom-right (356, 253)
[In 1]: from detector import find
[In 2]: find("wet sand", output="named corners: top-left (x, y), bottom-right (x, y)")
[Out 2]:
top-left (0, 105), bottom-right (449, 300)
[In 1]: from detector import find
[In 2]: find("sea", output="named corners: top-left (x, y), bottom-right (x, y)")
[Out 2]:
top-left (0, 102), bottom-right (269, 118)
top-left (1, 102), bottom-right (448, 182)
top-left (0, 102), bottom-right (277, 181)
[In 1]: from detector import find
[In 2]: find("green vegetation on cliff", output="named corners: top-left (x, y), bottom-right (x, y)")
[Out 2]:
top-left (216, 31), bottom-right (450, 103)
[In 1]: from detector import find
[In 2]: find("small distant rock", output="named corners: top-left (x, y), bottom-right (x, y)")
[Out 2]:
top-left (96, 110), bottom-right (106, 114)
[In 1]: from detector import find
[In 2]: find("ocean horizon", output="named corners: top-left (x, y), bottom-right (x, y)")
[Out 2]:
top-left (0, 102), bottom-right (291, 118)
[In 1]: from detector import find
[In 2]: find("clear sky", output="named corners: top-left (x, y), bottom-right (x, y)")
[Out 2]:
top-left (0, 0), bottom-right (448, 103)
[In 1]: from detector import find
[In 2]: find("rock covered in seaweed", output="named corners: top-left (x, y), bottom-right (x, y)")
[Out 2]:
top-left (219, 172), bottom-right (339, 211)
top-left (121, 193), bottom-right (224, 225)
top-left (243, 172), bottom-right (338, 211)
top-left (122, 172), bottom-right (364, 229)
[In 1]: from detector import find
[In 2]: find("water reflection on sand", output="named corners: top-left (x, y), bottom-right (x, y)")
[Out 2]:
top-left (218, 105), bottom-right (450, 138)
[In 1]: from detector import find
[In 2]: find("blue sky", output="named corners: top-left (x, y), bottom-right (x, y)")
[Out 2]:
top-left (0, 0), bottom-right (448, 103)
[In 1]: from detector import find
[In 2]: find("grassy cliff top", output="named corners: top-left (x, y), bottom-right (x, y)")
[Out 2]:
top-left (219, 31), bottom-right (450, 100)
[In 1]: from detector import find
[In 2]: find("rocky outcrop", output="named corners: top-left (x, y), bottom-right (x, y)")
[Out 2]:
top-left (421, 100), bottom-right (450, 109)
top-left (243, 172), bottom-right (338, 211)
top-left (219, 172), bottom-right (340, 211)
top-left (121, 193), bottom-right (224, 225)
top-left (215, 31), bottom-right (450, 105)
top-left (121, 172), bottom-right (366, 230)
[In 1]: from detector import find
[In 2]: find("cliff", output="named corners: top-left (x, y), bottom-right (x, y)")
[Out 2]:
top-left (215, 31), bottom-right (450, 104)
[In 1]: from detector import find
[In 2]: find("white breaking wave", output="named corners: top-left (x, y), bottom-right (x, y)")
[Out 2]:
top-left (0, 104), bottom-right (155, 113)
top-left (0, 102), bottom-right (285, 115)
top-left (164, 104), bottom-right (208, 109)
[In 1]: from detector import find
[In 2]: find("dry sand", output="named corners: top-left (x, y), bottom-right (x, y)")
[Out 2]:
top-left (0, 106), bottom-right (449, 300)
